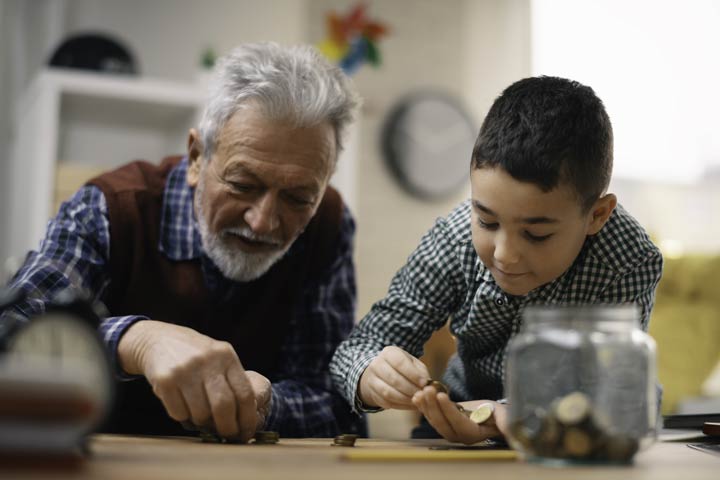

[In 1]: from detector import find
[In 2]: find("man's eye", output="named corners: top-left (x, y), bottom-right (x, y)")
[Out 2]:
top-left (287, 195), bottom-right (314, 206)
top-left (477, 219), bottom-right (499, 230)
top-left (229, 182), bottom-right (256, 193)
top-left (525, 231), bottom-right (553, 243)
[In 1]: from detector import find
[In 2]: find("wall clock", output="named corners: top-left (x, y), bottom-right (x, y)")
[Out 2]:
top-left (381, 92), bottom-right (476, 199)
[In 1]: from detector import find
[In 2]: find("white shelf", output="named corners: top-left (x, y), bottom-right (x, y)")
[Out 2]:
top-left (18, 68), bottom-right (205, 113)
top-left (7, 68), bottom-right (205, 261)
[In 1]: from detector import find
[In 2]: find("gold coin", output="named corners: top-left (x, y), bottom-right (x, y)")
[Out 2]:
top-left (468, 403), bottom-right (495, 424)
top-left (331, 434), bottom-right (358, 447)
top-left (426, 379), bottom-right (448, 394)
top-left (562, 427), bottom-right (593, 457)
top-left (253, 431), bottom-right (279, 444)
top-left (555, 392), bottom-right (591, 426)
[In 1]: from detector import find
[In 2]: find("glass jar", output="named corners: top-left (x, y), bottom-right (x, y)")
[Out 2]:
top-left (505, 305), bottom-right (657, 465)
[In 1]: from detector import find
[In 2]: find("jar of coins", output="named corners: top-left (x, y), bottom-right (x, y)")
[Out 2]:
top-left (505, 305), bottom-right (657, 465)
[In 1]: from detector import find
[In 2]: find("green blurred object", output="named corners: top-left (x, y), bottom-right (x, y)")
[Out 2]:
top-left (365, 38), bottom-right (381, 67)
top-left (200, 47), bottom-right (217, 70)
top-left (649, 254), bottom-right (720, 414)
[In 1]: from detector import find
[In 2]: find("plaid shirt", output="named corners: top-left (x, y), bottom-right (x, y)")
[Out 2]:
top-left (2, 158), bottom-right (358, 437)
top-left (330, 200), bottom-right (663, 411)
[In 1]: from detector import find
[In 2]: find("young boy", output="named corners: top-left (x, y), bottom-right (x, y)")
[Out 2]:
top-left (329, 76), bottom-right (663, 444)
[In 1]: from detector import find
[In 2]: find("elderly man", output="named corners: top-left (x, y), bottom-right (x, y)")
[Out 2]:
top-left (1, 42), bottom-right (361, 441)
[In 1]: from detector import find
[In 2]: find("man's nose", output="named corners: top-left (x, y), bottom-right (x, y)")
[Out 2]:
top-left (493, 231), bottom-right (520, 265)
top-left (244, 192), bottom-right (280, 235)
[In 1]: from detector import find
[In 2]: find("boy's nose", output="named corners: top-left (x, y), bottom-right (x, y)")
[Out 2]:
top-left (244, 193), bottom-right (280, 236)
top-left (493, 232), bottom-right (521, 265)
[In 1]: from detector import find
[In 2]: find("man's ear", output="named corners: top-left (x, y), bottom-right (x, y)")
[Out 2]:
top-left (586, 193), bottom-right (617, 235)
top-left (186, 128), bottom-right (203, 188)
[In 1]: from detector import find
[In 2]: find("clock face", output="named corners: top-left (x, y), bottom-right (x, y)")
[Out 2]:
top-left (6, 312), bottom-right (113, 421)
top-left (382, 93), bottom-right (477, 198)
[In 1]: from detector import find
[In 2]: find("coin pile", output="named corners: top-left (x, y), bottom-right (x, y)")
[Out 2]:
top-left (509, 391), bottom-right (640, 463)
top-left (253, 431), bottom-right (280, 444)
top-left (332, 434), bottom-right (358, 447)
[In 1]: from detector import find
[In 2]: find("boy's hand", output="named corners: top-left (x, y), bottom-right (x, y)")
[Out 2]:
top-left (358, 346), bottom-right (430, 409)
top-left (412, 385), bottom-right (508, 444)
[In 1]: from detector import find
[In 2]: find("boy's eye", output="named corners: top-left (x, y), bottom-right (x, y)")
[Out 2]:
top-left (477, 218), bottom-right (499, 230)
top-left (525, 231), bottom-right (553, 242)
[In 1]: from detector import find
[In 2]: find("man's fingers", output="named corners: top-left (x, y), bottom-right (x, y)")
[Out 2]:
top-left (205, 375), bottom-right (239, 438)
top-left (180, 379), bottom-right (213, 427)
top-left (227, 364), bottom-right (258, 442)
top-left (154, 383), bottom-right (190, 422)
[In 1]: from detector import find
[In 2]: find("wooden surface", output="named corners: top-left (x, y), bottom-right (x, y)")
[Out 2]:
top-left (1, 435), bottom-right (718, 479)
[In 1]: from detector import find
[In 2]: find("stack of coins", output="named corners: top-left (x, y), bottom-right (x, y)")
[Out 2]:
top-left (509, 391), bottom-right (640, 463)
top-left (253, 431), bottom-right (280, 444)
top-left (331, 434), bottom-right (358, 447)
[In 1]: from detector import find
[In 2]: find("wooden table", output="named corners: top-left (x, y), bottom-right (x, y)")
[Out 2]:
top-left (2, 435), bottom-right (717, 479)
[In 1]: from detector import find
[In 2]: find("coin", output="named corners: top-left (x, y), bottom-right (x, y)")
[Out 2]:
top-left (562, 427), bottom-right (593, 457)
top-left (603, 434), bottom-right (639, 463)
top-left (199, 431), bottom-right (224, 443)
top-left (555, 391), bottom-right (591, 426)
top-left (469, 403), bottom-right (495, 425)
top-left (426, 379), bottom-right (448, 395)
top-left (331, 434), bottom-right (358, 447)
top-left (253, 431), bottom-right (279, 444)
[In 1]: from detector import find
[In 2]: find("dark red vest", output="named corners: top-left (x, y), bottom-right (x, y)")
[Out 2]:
top-left (88, 157), bottom-right (343, 434)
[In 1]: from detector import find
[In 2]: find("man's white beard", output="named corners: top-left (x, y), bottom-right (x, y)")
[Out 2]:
top-left (195, 175), bottom-right (291, 282)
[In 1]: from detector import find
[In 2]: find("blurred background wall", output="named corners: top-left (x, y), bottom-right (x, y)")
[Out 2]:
top-left (1, 0), bottom-right (718, 435)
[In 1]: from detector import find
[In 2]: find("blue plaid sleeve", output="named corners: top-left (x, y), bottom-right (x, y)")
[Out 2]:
top-left (263, 205), bottom-right (361, 437)
top-left (1, 185), bottom-right (146, 376)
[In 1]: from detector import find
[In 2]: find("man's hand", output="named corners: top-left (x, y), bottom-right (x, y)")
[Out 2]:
top-left (118, 320), bottom-right (259, 442)
top-left (246, 371), bottom-right (272, 431)
top-left (358, 346), bottom-right (430, 409)
top-left (412, 385), bottom-right (508, 444)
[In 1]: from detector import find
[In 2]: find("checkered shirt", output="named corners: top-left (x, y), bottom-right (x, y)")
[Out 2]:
top-left (330, 200), bottom-right (663, 411)
top-left (1, 158), bottom-right (358, 437)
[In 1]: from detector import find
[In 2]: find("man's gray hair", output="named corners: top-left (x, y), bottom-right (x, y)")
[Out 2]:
top-left (198, 42), bottom-right (361, 160)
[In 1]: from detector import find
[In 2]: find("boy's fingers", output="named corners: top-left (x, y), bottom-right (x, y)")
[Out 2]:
top-left (441, 396), bottom-right (504, 442)
top-left (382, 347), bottom-right (430, 388)
top-left (422, 387), bottom-right (459, 441)
top-left (375, 356), bottom-right (425, 397)
top-left (437, 394), bottom-right (488, 442)
top-left (367, 374), bottom-right (416, 409)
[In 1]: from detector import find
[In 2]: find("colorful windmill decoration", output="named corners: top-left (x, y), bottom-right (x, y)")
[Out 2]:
top-left (318, 3), bottom-right (389, 75)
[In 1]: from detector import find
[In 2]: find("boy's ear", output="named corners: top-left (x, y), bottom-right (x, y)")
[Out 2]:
top-left (587, 193), bottom-right (617, 235)
top-left (186, 128), bottom-right (203, 188)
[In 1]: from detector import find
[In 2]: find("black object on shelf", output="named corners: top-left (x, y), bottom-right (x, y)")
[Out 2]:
top-left (48, 33), bottom-right (138, 75)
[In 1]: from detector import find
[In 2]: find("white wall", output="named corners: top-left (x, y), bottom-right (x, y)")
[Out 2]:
top-left (531, 0), bottom-right (720, 253)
